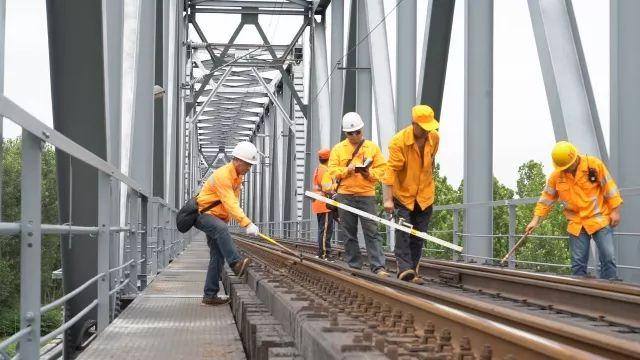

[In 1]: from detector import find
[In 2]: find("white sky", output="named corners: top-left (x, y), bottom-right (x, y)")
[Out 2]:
top-left (3, 0), bottom-right (609, 191)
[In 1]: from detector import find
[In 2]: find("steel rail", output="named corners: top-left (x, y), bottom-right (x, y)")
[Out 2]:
top-left (235, 236), bottom-right (607, 359)
top-left (236, 235), bottom-right (640, 359)
top-left (271, 236), bottom-right (640, 327)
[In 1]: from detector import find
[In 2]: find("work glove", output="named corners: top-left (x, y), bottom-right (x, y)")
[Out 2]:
top-left (245, 223), bottom-right (259, 236)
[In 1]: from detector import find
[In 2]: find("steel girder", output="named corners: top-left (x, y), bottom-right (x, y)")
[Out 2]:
top-left (528, 0), bottom-right (606, 160)
top-left (396, 0), bottom-right (417, 129)
top-left (463, 0), bottom-right (494, 262)
top-left (418, 0), bottom-right (455, 120)
top-left (611, 0), bottom-right (640, 282)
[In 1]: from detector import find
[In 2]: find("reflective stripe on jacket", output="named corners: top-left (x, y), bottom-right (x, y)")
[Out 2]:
top-left (312, 164), bottom-right (331, 214)
top-left (328, 139), bottom-right (386, 196)
top-left (197, 162), bottom-right (251, 227)
top-left (382, 126), bottom-right (439, 210)
top-left (534, 155), bottom-right (623, 236)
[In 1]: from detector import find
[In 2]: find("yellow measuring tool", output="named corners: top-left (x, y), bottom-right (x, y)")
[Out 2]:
top-left (257, 232), bottom-right (303, 261)
top-left (305, 191), bottom-right (463, 252)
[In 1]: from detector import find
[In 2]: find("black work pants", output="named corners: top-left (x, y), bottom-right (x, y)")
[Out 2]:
top-left (394, 200), bottom-right (433, 273)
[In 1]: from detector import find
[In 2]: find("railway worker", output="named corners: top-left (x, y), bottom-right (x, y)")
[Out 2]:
top-left (312, 148), bottom-right (337, 260)
top-left (525, 141), bottom-right (623, 279)
top-left (195, 141), bottom-right (260, 305)
top-left (382, 105), bottom-right (440, 284)
top-left (328, 112), bottom-right (389, 277)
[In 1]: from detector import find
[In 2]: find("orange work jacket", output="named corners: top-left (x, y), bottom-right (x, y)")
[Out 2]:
top-left (312, 164), bottom-right (331, 214)
top-left (382, 126), bottom-right (439, 210)
top-left (197, 162), bottom-right (251, 227)
top-left (534, 155), bottom-right (623, 236)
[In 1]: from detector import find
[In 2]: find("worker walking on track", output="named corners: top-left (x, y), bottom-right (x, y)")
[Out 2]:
top-left (526, 141), bottom-right (623, 279)
top-left (383, 105), bottom-right (440, 284)
top-left (328, 112), bottom-right (389, 277)
top-left (195, 141), bottom-right (260, 305)
top-left (312, 148), bottom-right (336, 260)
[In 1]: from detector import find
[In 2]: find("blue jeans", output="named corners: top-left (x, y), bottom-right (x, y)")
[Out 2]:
top-left (194, 213), bottom-right (242, 297)
top-left (569, 226), bottom-right (617, 279)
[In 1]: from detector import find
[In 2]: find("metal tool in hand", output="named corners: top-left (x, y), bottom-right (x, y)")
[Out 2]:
top-left (500, 232), bottom-right (530, 265)
top-left (381, 209), bottom-right (414, 229)
top-left (257, 232), bottom-right (303, 261)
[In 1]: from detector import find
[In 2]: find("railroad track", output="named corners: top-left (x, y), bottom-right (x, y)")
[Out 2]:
top-left (233, 234), bottom-right (640, 359)
top-left (271, 236), bottom-right (640, 331)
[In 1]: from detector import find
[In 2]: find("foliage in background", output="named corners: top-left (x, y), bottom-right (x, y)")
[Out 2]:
top-left (0, 138), bottom-right (62, 341)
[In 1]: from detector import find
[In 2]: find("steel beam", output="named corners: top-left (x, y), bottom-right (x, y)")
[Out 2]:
top-left (417, 0), bottom-right (455, 120)
top-left (19, 132), bottom-right (42, 359)
top-left (0, 0), bottom-right (5, 220)
top-left (96, 173), bottom-right (111, 333)
top-left (46, 0), bottom-right (108, 354)
top-left (364, 0), bottom-right (396, 153)
top-left (341, 0), bottom-right (357, 122)
top-left (528, 0), bottom-right (606, 160)
top-left (190, 66), bottom-right (233, 126)
top-left (154, 0), bottom-right (166, 199)
top-left (463, 0), bottom-right (493, 262)
top-left (611, 0), bottom-right (640, 282)
top-left (396, 0), bottom-right (417, 128)
top-left (312, 18), bottom-right (331, 148)
top-left (356, 0), bottom-right (372, 140)
top-left (166, 0), bottom-right (178, 206)
top-left (330, 0), bottom-right (344, 146)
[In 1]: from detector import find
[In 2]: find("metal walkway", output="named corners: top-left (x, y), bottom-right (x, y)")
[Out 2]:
top-left (78, 235), bottom-right (245, 360)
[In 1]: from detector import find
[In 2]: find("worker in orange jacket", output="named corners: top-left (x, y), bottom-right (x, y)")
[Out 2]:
top-left (312, 148), bottom-right (336, 260)
top-left (328, 112), bottom-right (389, 277)
top-left (383, 105), bottom-right (440, 284)
top-left (195, 141), bottom-right (258, 305)
top-left (526, 141), bottom-right (623, 279)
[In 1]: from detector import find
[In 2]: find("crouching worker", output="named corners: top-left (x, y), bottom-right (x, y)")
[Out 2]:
top-left (383, 105), bottom-right (440, 284)
top-left (526, 141), bottom-right (623, 279)
top-left (195, 141), bottom-right (260, 305)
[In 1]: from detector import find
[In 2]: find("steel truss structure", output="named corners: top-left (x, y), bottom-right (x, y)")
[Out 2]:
top-left (0, 0), bottom-right (640, 358)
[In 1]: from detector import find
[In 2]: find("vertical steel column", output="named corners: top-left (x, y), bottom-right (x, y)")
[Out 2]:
top-left (342, 0), bottom-right (358, 118)
top-left (330, 0), bottom-right (344, 147)
top-left (364, 0), bottom-right (396, 152)
top-left (46, 1), bottom-right (108, 353)
top-left (508, 204), bottom-right (516, 269)
top-left (97, 173), bottom-right (111, 333)
top-left (19, 132), bottom-right (42, 359)
top-left (154, 0), bottom-right (166, 199)
top-left (129, 0), bottom-right (157, 196)
top-left (611, 0), bottom-right (640, 282)
top-left (396, 0), bottom-right (417, 128)
top-left (463, 0), bottom-right (493, 262)
top-left (452, 209), bottom-right (459, 261)
top-left (356, 0), bottom-right (372, 140)
top-left (166, 0), bottom-right (178, 207)
top-left (126, 193), bottom-right (140, 293)
top-left (528, 0), bottom-right (606, 159)
top-left (418, 0), bottom-right (455, 119)
top-left (0, 0), bottom-right (5, 218)
top-left (177, 12), bottom-right (188, 206)
top-left (140, 196), bottom-right (149, 289)
top-left (313, 18), bottom-right (331, 148)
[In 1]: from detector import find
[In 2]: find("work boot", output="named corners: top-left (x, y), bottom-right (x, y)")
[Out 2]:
top-left (202, 295), bottom-right (230, 306)
top-left (375, 268), bottom-right (390, 278)
top-left (411, 276), bottom-right (425, 285)
top-left (232, 257), bottom-right (251, 276)
top-left (397, 269), bottom-right (416, 282)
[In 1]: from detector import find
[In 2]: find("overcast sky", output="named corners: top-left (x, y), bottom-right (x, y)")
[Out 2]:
top-left (3, 0), bottom-right (609, 191)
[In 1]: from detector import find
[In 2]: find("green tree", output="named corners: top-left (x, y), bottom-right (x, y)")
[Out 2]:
top-left (514, 160), bottom-right (570, 273)
top-left (424, 163), bottom-right (462, 259)
top-left (0, 138), bottom-right (62, 342)
top-left (493, 177), bottom-right (515, 259)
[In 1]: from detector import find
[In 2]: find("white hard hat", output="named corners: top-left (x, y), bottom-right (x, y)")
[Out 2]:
top-left (342, 112), bottom-right (364, 132)
top-left (232, 141), bottom-right (259, 165)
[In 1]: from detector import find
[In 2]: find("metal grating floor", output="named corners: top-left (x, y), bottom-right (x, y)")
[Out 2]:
top-left (78, 235), bottom-right (245, 360)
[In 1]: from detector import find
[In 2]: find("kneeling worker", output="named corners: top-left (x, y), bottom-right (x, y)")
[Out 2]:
top-left (383, 105), bottom-right (440, 284)
top-left (526, 141), bottom-right (622, 279)
top-left (329, 112), bottom-right (388, 277)
top-left (195, 141), bottom-right (260, 305)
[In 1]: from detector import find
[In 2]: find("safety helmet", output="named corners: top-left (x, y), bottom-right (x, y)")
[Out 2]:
top-left (551, 141), bottom-right (578, 170)
top-left (232, 141), bottom-right (259, 165)
top-left (318, 148), bottom-right (331, 160)
top-left (342, 112), bottom-right (365, 132)
top-left (412, 105), bottom-right (439, 131)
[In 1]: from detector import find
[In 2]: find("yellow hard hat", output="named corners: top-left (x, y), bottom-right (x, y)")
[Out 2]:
top-left (551, 141), bottom-right (578, 170)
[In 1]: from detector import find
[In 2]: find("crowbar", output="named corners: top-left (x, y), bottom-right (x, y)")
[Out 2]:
top-left (305, 191), bottom-right (463, 252)
top-left (500, 232), bottom-right (530, 265)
